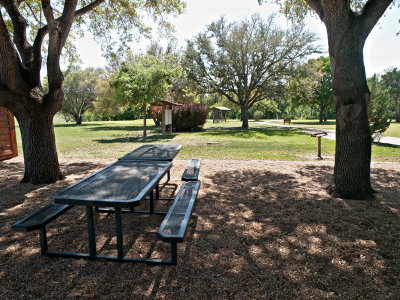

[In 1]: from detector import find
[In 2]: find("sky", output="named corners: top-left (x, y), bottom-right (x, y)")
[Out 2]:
top-left (74, 0), bottom-right (400, 77)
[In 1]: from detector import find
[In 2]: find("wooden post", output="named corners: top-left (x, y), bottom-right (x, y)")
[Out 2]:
top-left (168, 104), bottom-right (172, 134)
top-left (162, 102), bottom-right (166, 135)
top-left (318, 136), bottom-right (322, 159)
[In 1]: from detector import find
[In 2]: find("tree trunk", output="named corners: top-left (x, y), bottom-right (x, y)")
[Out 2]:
top-left (76, 115), bottom-right (82, 125)
top-left (143, 105), bottom-right (147, 137)
top-left (396, 98), bottom-right (400, 122)
top-left (17, 110), bottom-right (64, 184)
top-left (241, 105), bottom-right (249, 128)
top-left (327, 32), bottom-right (373, 199)
top-left (319, 106), bottom-right (324, 123)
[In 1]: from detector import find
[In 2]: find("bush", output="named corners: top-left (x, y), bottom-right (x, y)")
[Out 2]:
top-left (151, 103), bottom-right (208, 131)
top-left (253, 110), bottom-right (264, 121)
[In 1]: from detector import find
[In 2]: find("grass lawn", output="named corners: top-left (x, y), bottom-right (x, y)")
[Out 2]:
top-left (384, 121), bottom-right (400, 137)
top-left (14, 118), bottom-right (399, 161)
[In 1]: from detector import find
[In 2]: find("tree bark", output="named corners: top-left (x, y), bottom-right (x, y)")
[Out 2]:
top-left (143, 105), bottom-right (147, 137)
top-left (326, 27), bottom-right (373, 199)
top-left (241, 105), bottom-right (249, 129)
top-left (17, 108), bottom-right (64, 184)
top-left (319, 105), bottom-right (324, 123)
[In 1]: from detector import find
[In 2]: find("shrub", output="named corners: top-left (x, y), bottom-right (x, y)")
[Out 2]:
top-left (151, 103), bottom-right (208, 131)
top-left (253, 110), bottom-right (264, 121)
top-left (173, 103), bottom-right (208, 131)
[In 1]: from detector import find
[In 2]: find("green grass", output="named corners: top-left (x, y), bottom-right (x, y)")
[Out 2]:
top-left (384, 122), bottom-right (400, 137)
top-left (14, 118), bottom-right (399, 162)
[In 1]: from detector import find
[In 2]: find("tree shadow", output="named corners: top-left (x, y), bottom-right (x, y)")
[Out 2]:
top-left (94, 134), bottom-right (177, 144)
top-left (199, 127), bottom-right (299, 138)
top-left (2, 160), bottom-right (399, 298)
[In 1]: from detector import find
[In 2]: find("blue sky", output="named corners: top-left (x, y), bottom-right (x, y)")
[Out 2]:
top-left (75, 0), bottom-right (400, 77)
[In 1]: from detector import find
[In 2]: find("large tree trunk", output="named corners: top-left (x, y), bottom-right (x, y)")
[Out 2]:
top-left (241, 105), bottom-right (249, 129)
top-left (326, 28), bottom-right (373, 199)
top-left (16, 107), bottom-right (64, 184)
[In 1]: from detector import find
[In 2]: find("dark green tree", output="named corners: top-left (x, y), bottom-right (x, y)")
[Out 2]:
top-left (184, 14), bottom-right (319, 129)
top-left (381, 67), bottom-right (400, 122)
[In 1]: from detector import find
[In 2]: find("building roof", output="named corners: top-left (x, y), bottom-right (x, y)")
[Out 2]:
top-left (213, 106), bottom-right (231, 111)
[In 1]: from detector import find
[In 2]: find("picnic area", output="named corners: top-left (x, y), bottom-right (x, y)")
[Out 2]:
top-left (1, 120), bottom-right (400, 298)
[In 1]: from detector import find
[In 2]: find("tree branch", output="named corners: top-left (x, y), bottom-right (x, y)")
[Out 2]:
top-left (1, 0), bottom-right (33, 64)
top-left (0, 10), bottom-right (29, 95)
top-left (304, 0), bottom-right (324, 21)
top-left (357, 0), bottom-right (393, 41)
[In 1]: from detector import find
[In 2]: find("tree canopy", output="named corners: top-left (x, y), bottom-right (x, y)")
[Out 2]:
top-left (288, 56), bottom-right (333, 123)
top-left (185, 14), bottom-right (319, 128)
top-left (61, 66), bottom-right (101, 124)
top-left (113, 54), bottom-right (183, 136)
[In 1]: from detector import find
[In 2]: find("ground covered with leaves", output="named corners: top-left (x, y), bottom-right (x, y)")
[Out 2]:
top-left (1, 158), bottom-right (399, 299)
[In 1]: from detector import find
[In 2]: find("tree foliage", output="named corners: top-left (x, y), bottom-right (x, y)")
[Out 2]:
top-left (288, 56), bottom-right (333, 123)
top-left (381, 67), bottom-right (400, 122)
top-left (61, 66), bottom-right (100, 124)
top-left (367, 74), bottom-right (391, 137)
top-left (113, 54), bottom-right (183, 136)
top-left (184, 14), bottom-right (319, 129)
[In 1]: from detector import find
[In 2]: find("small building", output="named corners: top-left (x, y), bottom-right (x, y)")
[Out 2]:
top-left (212, 107), bottom-right (231, 123)
top-left (0, 107), bottom-right (18, 161)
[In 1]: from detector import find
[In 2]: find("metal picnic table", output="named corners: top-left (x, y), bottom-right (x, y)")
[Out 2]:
top-left (119, 144), bottom-right (182, 162)
top-left (52, 160), bottom-right (173, 263)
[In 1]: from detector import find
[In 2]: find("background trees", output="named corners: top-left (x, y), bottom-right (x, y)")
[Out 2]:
top-left (381, 67), bottom-right (400, 122)
top-left (288, 56), bottom-right (334, 123)
top-left (61, 67), bottom-right (101, 124)
top-left (184, 14), bottom-right (319, 129)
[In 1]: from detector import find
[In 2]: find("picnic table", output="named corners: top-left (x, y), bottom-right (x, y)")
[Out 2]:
top-left (12, 144), bottom-right (201, 265)
top-left (52, 160), bottom-right (172, 263)
top-left (119, 144), bottom-right (182, 162)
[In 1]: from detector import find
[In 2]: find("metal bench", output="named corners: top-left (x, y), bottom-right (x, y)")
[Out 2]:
top-left (11, 203), bottom-right (73, 253)
top-left (181, 158), bottom-right (202, 181)
top-left (157, 181), bottom-right (200, 265)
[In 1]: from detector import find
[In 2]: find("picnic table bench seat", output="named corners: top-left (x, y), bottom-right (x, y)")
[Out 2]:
top-left (181, 158), bottom-right (202, 181)
top-left (157, 181), bottom-right (200, 264)
top-left (11, 203), bottom-right (73, 232)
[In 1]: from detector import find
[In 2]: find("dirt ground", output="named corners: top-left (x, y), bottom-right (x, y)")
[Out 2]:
top-left (1, 157), bottom-right (399, 299)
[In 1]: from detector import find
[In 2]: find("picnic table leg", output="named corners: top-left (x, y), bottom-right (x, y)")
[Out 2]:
top-left (39, 227), bottom-right (48, 254)
top-left (171, 242), bottom-right (178, 265)
top-left (150, 190), bottom-right (154, 214)
top-left (86, 206), bottom-right (97, 257)
top-left (115, 208), bottom-right (124, 259)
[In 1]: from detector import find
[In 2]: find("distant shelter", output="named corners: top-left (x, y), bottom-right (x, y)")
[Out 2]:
top-left (212, 107), bottom-right (231, 123)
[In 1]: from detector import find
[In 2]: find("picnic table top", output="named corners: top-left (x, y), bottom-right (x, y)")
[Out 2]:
top-left (53, 160), bottom-right (172, 207)
top-left (119, 144), bottom-right (182, 162)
